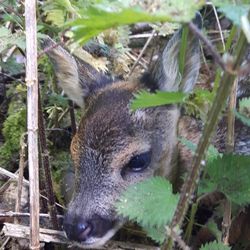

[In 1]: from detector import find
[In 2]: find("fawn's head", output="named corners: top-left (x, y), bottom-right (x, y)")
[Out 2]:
top-left (44, 16), bottom-right (201, 247)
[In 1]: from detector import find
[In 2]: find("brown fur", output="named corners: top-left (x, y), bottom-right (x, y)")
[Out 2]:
top-left (43, 16), bottom-right (205, 246)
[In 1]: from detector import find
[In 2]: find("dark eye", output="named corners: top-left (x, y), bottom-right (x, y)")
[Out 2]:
top-left (125, 151), bottom-right (151, 173)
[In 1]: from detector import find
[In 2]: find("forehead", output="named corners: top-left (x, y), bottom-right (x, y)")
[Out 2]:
top-left (77, 83), bottom-right (137, 155)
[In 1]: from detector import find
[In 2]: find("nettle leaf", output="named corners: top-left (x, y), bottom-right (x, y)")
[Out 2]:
top-left (239, 97), bottom-right (250, 117)
top-left (178, 137), bottom-right (220, 162)
top-left (199, 154), bottom-right (250, 206)
top-left (234, 97), bottom-right (250, 127)
top-left (130, 90), bottom-right (186, 111)
top-left (0, 29), bottom-right (25, 53)
top-left (143, 224), bottom-right (166, 244)
top-left (200, 241), bottom-right (231, 250)
top-left (116, 177), bottom-right (179, 228)
top-left (48, 93), bottom-right (69, 108)
top-left (68, 0), bottom-right (205, 44)
top-left (235, 111), bottom-right (250, 127)
top-left (217, 4), bottom-right (250, 27)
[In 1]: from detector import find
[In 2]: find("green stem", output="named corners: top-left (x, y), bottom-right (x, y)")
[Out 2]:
top-left (179, 25), bottom-right (189, 77)
top-left (164, 19), bottom-right (249, 250)
top-left (213, 25), bottom-right (237, 90)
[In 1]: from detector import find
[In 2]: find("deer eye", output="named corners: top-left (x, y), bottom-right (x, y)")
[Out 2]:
top-left (125, 151), bottom-right (151, 173)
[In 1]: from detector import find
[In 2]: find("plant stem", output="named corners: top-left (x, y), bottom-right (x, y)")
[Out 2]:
top-left (164, 17), bottom-right (249, 250)
top-left (38, 91), bottom-right (59, 230)
top-left (25, 0), bottom-right (40, 247)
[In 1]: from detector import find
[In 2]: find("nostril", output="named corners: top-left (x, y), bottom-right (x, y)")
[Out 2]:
top-left (63, 215), bottom-right (93, 242)
top-left (76, 221), bottom-right (92, 241)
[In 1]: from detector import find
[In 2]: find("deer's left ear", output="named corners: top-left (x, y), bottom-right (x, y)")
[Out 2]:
top-left (141, 13), bottom-right (202, 93)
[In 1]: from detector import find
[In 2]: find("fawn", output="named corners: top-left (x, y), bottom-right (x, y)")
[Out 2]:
top-left (43, 14), bottom-right (249, 247)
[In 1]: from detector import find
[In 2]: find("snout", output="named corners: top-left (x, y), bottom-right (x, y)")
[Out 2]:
top-left (64, 212), bottom-right (118, 245)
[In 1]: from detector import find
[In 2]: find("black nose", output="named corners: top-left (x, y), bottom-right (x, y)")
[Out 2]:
top-left (64, 213), bottom-right (116, 242)
top-left (64, 215), bottom-right (93, 242)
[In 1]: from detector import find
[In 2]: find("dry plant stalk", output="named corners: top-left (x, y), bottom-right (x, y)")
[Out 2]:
top-left (2, 223), bottom-right (160, 250)
top-left (25, 0), bottom-right (40, 248)
top-left (14, 134), bottom-right (27, 224)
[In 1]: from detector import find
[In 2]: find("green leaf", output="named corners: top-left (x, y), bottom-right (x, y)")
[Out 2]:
top-left (130, 90), bottom-right (186, 111)
top-left (68, 0), bottom-right (205, 44)
top-left (178, 137), bottom-right (220, 161)
top-left (200, 241), bottom-right (231, 250)
top-left (206, 220), bottom-right (222, 242)
top-left (48, 93), bottom-right (69, 108)
top-left (143, 224), bottom-right (166, 244)
top-left (234, 97), bottom-right (250, 126)
top-left (217, 5), bottom-right (250, 27)
top-left (0, 58), bottom-right (24, 75)
top-left (199, 154), bottom-right (250, 206)
top-left (239, 97), bottom-right (250, 117)
top-left (116, 177), bottom-right (179, 227)
top-left (235, 110), bottom-right (250, 127)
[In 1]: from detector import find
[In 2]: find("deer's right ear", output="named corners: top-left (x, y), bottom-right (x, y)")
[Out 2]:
top-left (41, 37), bottom-right (112, 107)
top-left (141, 13), bottom-right (202, 93)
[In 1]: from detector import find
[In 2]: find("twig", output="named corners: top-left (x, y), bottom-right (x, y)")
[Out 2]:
top-left (38, 41), bottom-right (64, 59)
top-left (210, 3), bottom-right (226, 51)
top-left (125, 51), bottom-right (148, 70)
top-left (222, 78), bottom-right (238, 244)
top-left (0, 237), bottom-right (11, 250)
top-left (164, 18), bottom-right (249, 250)
top-left (15, 133), bottom-right (27, 224)
top-left (38, 90), bottom-right (59, 230)
top-left (129, 30), bottom-right (156, 76)
top-left (165, 227), bottom-right (190, 250)
top-left (0, 212), bottom-right (63, 219)
top-left (0, 167), bottom-right (65, 209)
top-left (2, 223), bottom-right (160, 250)
top-left (188, 22), bottom-right (227, 72)
top-left (221, 199), bottom-right (231, 245)
top-left (25, 0), bottom-right (40, 248)
top-left (226, 78), bottom-right (238, 152)
top-left (68, 100), bottom-right (76, 136)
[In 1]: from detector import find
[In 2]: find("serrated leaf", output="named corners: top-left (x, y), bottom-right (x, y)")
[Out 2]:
top-left (48, 93), bottom-right (69, 108)
top-left (178, 137), bottom-right (220, 162)
top-left (239, 97), bottom-right (250, 117)
top-left (235, 110), bottom-right (250, 127)
top-left (218, 5), bottom-right (250, 27)
top-left (68, 0), bottom-right (205, 45)
top-left (45, 9), bottom-right (65, 27)
top-left (0, 27), bottom-right (11, 37)
top-left (200, 241), bottom-right (231, 250)
top-left (199, 154), bottom-right (250, 206)
top-left (116, 177), bottom-right (179, 227)
top-left (143, 224), bottom-right (166, 244)
top-left (206, 220), bottom-right (222, 242)
top-left (130, 90), bottom-right (186, 111)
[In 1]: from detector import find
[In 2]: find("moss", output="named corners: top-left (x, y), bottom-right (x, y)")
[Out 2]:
top-left (0, 107), bottom-right (26, 164)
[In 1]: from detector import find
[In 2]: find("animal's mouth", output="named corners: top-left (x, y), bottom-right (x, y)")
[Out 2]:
top-left (72, 220), bottom-right (123, 247)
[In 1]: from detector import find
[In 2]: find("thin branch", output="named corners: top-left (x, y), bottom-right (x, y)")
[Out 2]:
top-left (68, 100), bottom-right (76, 136)
top-left (211, 3), bottom-right (226, 51)
top-left (226, 78), bottom-right (238, 152)
top-left (0, 212), bottom-right (63, 219)
top-left (15, 133), bottom-right (27, 224)
top-left (166, 227), bottom-right (190, 250)
top-left (2, 223), bottom-right (160, 250)
top-left (129, 30), bottom-right (156, 76)
top-left (0, 167), bottom-right (65, 209)
top-left (25, 0), bottom-right (40, 248)
top-left (164, 17), bottom-right (249, 250)
top-left (221, 199), bottom-right (231, 245)
top-left (38, 90), bottom-right (59, 230)
top-left (188, 22), bottom-right (227, 72)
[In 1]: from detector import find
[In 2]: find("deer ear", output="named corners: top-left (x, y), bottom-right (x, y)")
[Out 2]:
top-left (141, 13), bottom-right (202, 93)
top-left (41, 37), bottom-right (112, 107)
